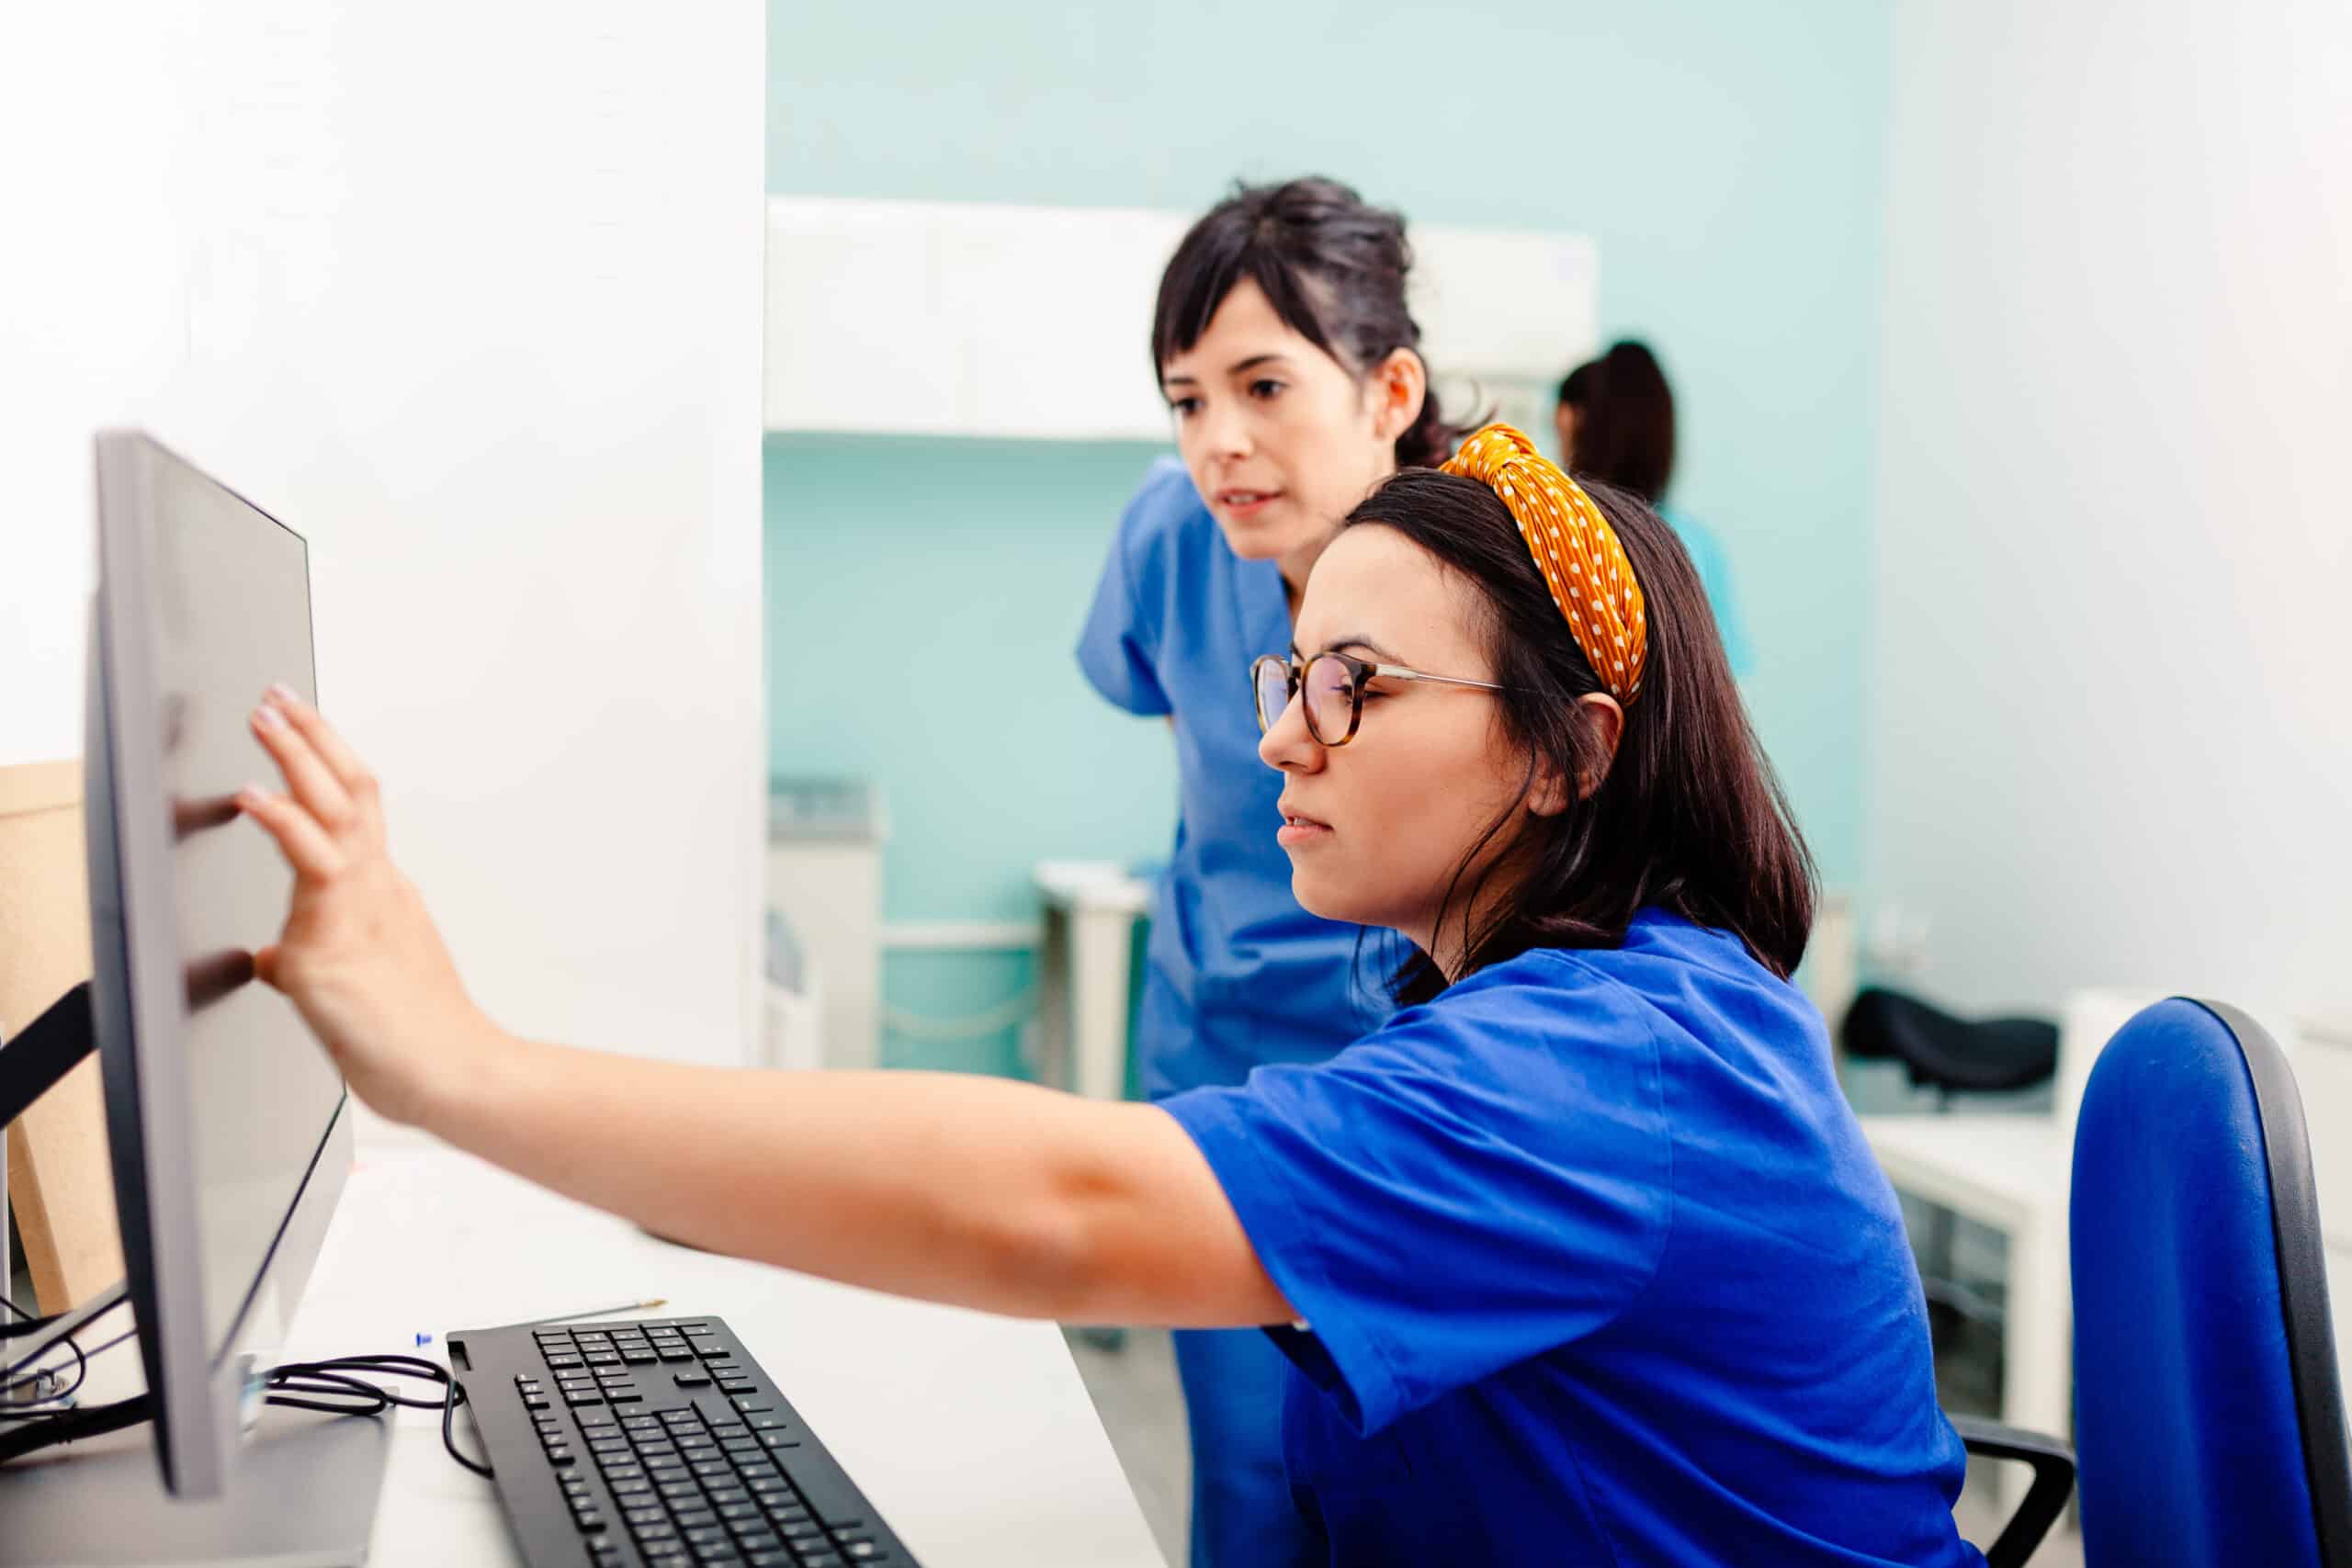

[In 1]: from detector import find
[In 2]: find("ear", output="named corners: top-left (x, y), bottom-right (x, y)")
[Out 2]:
top-left (1365, 347), bottom-right (1429, 445)
top-left (1534, 693), bottom-right (1625, 812)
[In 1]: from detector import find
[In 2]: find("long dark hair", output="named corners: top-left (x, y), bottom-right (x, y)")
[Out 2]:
top-left (1349, 467), bottom-right (1814, 1000)
top-left (1558, 340), bottom-right (1676, 502)
top-left (1152, 176), bottom-right (1465, 469)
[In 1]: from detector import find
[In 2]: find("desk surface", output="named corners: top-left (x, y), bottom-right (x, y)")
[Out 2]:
top-left (285, 1142), bottom-right (1166, 1568)
top-left (1857, 1113), bottom-right (2072, 1234)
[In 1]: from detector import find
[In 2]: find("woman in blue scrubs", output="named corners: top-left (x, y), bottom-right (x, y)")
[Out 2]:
top-left (237, 426), bottom-right (1988, 1566)
top-left (1077, 175), bottom-right (1464, 1566)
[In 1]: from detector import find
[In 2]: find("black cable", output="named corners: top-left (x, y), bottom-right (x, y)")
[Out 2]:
top-left (440, 1376), bottom-right (493, 1479)
top-left (0, 1312), bottom-right (128, 1407)
top-left (0, 1393), bottom-right (151, 1463)
top-left (0, 1330), bottom-right (87, 1412)
top-left (0, 1333), bottom-right (494, 1481)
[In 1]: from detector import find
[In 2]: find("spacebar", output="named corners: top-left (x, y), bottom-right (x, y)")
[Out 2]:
top-left (776, 1449), bottom-right (869, 1529)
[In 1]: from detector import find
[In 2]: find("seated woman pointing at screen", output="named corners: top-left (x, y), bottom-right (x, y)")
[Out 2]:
top-left (234, 425), bottom-right (1985, 1567)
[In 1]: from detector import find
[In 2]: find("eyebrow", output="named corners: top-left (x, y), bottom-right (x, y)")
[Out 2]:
top-left (1294, 636), bottom-right (1405, 663)
top-left (1161, 352), bottom-right (1295, 389)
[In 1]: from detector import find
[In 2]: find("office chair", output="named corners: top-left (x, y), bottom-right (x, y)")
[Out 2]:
top-left (2071, 998), bottom-right (2352, 1566)
top-left (1842, 987), bottom-right (2061, 1104)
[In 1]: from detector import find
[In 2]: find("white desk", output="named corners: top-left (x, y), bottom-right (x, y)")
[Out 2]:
top-left (283, 1142), bottom-right (1167, 1567)
top-left (1859, 1114), bottom-right (2075, 1438)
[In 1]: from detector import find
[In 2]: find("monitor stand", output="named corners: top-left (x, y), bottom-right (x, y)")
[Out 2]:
top-left (0, 1399), bottom-right (390, 1566)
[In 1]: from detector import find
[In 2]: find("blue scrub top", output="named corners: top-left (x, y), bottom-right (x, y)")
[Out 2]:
top-left (1162, 910), bottom-right (1985, 1568)
top-left (1077, 457), bottom-right (1376, 1099)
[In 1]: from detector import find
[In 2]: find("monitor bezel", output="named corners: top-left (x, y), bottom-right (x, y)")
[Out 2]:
top-left (86, 430), bottom-right (354, 1500)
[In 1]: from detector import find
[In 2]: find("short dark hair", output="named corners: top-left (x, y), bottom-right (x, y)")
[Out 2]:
top-left (1556, 340), bottom-right (1676, 503)
top-left (1152, 176), bottom-right (1465, 469)
top-left (1345, 466), bottom-right (1815, 998)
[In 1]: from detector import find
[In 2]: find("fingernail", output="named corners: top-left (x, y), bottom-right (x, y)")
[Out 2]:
top-left (236, 783), bottom-right (266, 806)
top-left (266, 682), bottom-right (299, 707)
top-left (252, 704), bottom-right (287, 731)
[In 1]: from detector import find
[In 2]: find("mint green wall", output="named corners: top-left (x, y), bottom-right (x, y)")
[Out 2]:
top-left (766, 2), bottom-right (1893, 1063)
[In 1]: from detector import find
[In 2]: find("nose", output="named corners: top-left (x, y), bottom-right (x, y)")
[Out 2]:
top-left (1197, 398), bottom-right (1253, 465)
top-left (1258, 685), bottom-right (1324, 774)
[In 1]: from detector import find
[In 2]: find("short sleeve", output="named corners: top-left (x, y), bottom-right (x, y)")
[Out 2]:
top-left (1075, 459), bottom-right (1191, 717)
top-left (1159, 953), bottom-right (1673, 1436)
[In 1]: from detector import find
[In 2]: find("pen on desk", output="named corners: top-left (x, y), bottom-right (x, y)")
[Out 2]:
top-left (512, 1297), bottom-right (669, 1329)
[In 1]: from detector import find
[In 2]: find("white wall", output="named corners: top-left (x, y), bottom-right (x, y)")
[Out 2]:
top-left (0, 4), bottom-right (768, 1066)
top-left (1870, 1), bottom-right (2352, 1028)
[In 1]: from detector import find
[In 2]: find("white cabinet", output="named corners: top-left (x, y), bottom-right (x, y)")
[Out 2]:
top-left (766, 782), bottom-right (886, 1072)
top-left (764, 196), bottom-right (1598, 442)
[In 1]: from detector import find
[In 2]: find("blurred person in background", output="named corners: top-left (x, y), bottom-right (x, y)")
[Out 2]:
top-left (1556, 339), bottom-right (1753, 676)
top-left (1074, 175), bottom-right (1468, 1567)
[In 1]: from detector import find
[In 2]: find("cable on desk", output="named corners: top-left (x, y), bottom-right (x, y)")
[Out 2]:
top-left (0, 1332), bottom-right (87, 1414)
top-left (440, 1377), bottom-right (494, 1479)
top-left (0, 1332), bottom-right (495, 1483)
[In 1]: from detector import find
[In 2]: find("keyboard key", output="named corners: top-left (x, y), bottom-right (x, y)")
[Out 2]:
top-left (675, 1371), bottom-right (713, 1388)
top-left (730, 1397), bottom-right (773, 1414)
top-left (772, 1456), bottom-right (865, 1530)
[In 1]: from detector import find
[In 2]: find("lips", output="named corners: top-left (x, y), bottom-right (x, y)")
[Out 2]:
top-left (1276, 801), bottom-right (1333, 847)
top-left (1217, 488), bottom-right (1283, 515)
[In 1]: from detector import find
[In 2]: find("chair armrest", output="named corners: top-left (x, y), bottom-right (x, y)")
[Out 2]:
top-left (1951, 1413), bottom-right (2075, 1568)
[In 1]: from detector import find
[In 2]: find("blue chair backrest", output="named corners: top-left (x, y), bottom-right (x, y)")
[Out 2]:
top-left (2072, 997), bottom-right (2352, 1567)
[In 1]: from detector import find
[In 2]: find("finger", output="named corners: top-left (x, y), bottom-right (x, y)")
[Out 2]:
top-left (236, 783), bottom-right (346, 882)
top-left (250, 701), bottom-right (358, 830)
top-left (264, 684), bottom-right (380, 811)
top-left (252, 944), bottom-right (281, 989)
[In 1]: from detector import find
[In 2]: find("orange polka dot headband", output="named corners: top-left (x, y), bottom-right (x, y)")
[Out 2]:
top-left (1441, 423), bottom-right (1648, 704)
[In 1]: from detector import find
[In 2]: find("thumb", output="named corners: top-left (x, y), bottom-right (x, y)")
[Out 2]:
top-left (253, 944), bottom-right (284, 989)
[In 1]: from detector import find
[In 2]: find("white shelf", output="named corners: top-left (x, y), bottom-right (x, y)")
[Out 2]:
top-left (764, 196), bottom-right (1598, 443)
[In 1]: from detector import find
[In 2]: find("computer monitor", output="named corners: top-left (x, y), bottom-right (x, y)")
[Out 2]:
top-left (0, 433), bottom-right (387, 1565)
top-left (76, 428), bottom-right (356, 1500)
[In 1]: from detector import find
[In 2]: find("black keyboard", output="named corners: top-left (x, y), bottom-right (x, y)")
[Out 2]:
top-left (448, 1314), bottom-right (920, 1568)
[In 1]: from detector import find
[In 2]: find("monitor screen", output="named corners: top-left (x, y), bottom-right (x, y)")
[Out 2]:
top-left (141, 446), bottom-right (343, 1353)
top-left (87, 431), bottom-right (350, 1496)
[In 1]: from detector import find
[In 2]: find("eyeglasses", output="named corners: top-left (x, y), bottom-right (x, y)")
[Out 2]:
top-left (1250, 650), bottom-right (1510, 748)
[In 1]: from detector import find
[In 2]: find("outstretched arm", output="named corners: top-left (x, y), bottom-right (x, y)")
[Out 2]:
top-left (236, 687), bottom-right (1290, 1328)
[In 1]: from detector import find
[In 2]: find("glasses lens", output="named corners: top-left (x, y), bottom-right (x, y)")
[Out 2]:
top-left (1252, 657), bottom-right (1294, 734)
top-left (1304, 655), bottom-right (1356, 743)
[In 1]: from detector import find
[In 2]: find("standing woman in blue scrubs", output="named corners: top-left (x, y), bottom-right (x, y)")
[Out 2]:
top-left (1075, 175), bottom-right (1465, 1568)
top-left (237, 423), bottom-right (1988, 1566)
